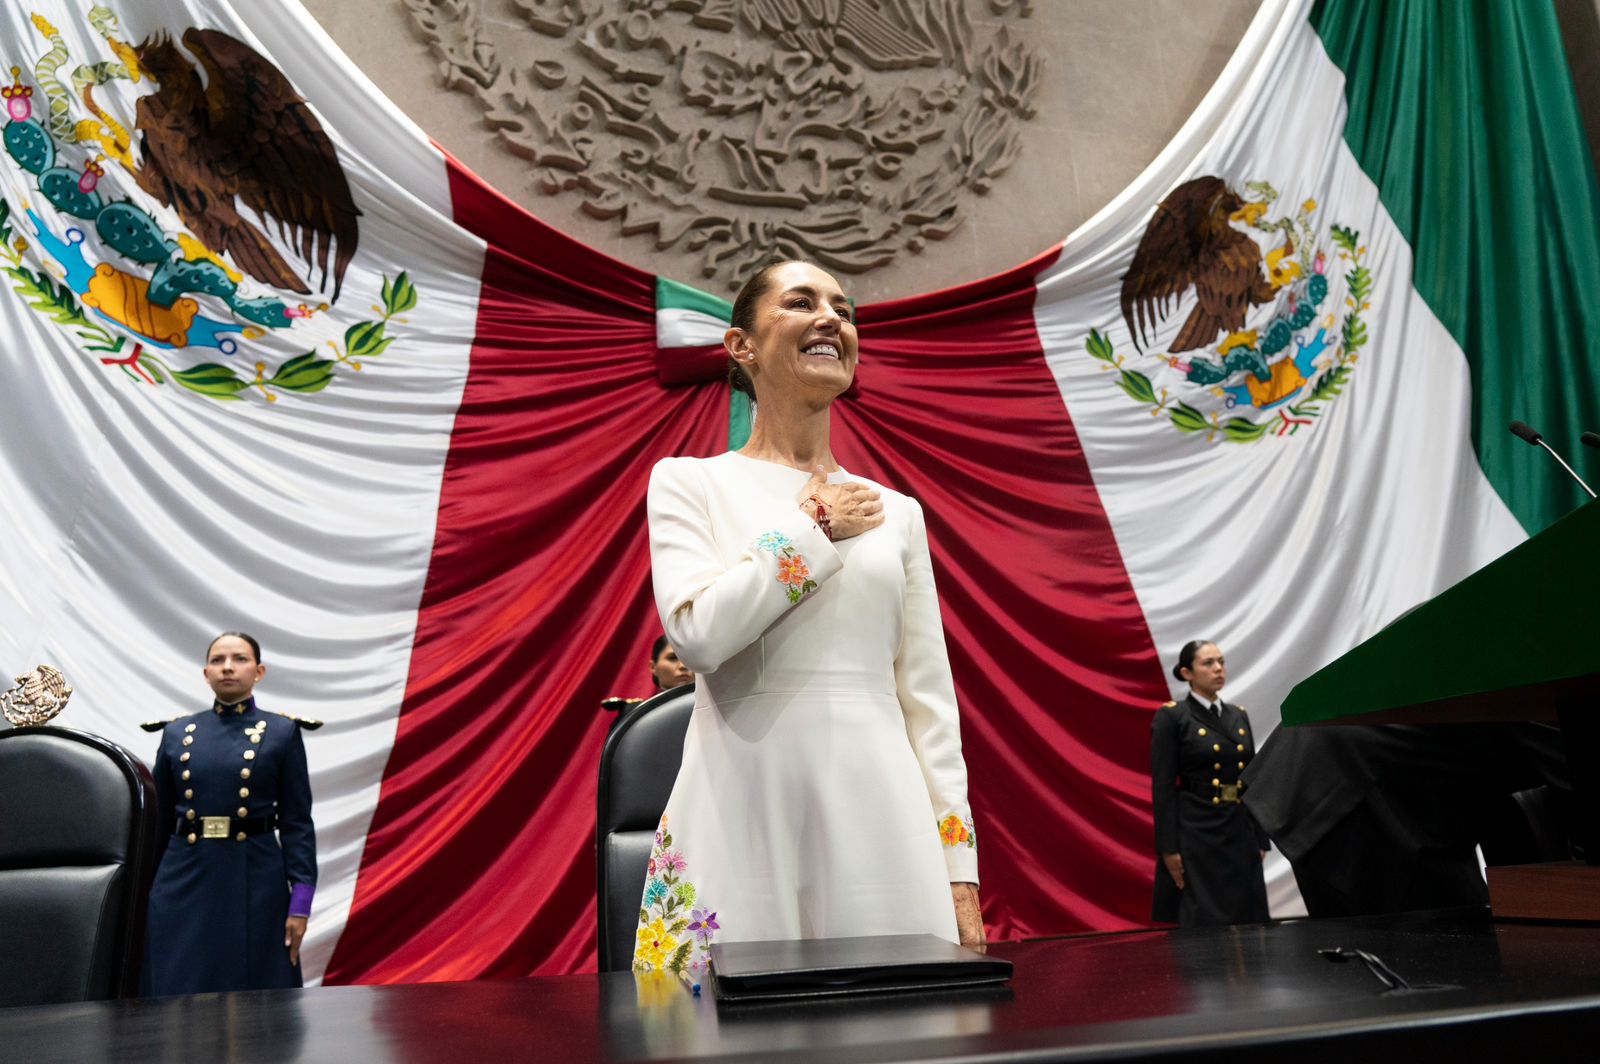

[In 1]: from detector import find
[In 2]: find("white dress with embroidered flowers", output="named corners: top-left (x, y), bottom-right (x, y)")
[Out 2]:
top-left (634, 451), bottom-right (978, 974)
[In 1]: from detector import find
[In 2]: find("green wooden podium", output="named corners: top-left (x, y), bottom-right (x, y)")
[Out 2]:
top-left (1281, 500), bottom-right (1600, 920)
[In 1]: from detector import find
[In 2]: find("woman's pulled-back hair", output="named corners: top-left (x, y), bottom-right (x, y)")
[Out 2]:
top-left (1172, 639), bottom-right (1214, 682)
top-left (726, 258), bottom-right (803, 401)
top-left (207, 631), bottom-right (263, 664)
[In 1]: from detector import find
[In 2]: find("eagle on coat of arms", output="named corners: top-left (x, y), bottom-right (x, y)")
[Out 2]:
top-left (2, 10), bottom-right (412, 403)
top-left (132, 28), bottom-right (360, 302)
top-left (1119, 175), bottom-right (1280, 354)
top-left (1083, 173), bottom-right (1374, 444)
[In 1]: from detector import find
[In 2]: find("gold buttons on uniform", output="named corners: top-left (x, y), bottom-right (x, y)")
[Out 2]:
top-left (239, 787), bottom-right (250, 798)
top-left (1197, 728), bottom-right (1207, 736)
top-left (244, 750), bottom-right (256, 760)
top-left (236, 806), bottom-right (248, 817)
top-left (250, 735), bottom-right (261, 744)
top-left (182, 736), bottom-right (193, 746)
top-left (1213, 762), bottom-right (1222, 770)
top-left (180, 752), bottom-right (191, 762)
top-left (1211, 778), bottom-right (1220, 787)
top-left (1237, 744), bottom-right (1245, 752)
top-left (1212, 744), bottom-right (1221, 753)
top-left (240, 768), bottom-right (251, 779)
top-left (1212, 796), bottom-right (1221, 805)
top-left (236, 832), bottom-right (247, 842)
top-left (182, 770), bottom-right (191, 781)
top-left (185, 723), bottom-right (196, 733)
top-left (187, 833), bottom-right (197, 844)
top-left (1238, 728), bottom-right (1246, 736)
top-left (186, 809), bottom-right (196, 821)
top-left (184, 789), bottom-right (193, 800)
top-left (1238, 761), bottom-right (1245, 770)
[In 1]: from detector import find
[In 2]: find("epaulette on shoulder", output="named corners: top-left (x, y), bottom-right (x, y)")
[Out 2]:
top-left (266, 710), bottom-right (323, 730)
top-left (139, 715), bottom-right (184, 732)
top-left (1161, 701), bottom-right (1177, 708)
top-left (1236, 705), bottom-right (1247, 713)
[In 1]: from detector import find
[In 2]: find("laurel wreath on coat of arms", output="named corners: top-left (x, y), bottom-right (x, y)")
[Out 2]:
top-left (1086, 176), bottom-right (1373, 442)
top-left (1, 8), bottom-right (416, 403)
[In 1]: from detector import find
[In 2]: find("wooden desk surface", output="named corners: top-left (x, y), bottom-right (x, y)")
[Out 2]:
top-left (4, 911), bottom-right (1599, 1063)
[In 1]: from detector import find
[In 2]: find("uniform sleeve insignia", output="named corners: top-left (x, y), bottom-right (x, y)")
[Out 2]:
top-left (1161, 701), bottom-right (1177, 707)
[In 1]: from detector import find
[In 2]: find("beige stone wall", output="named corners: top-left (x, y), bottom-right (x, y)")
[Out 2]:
top-left (304, 0), bottom-right (1260, 301)
top-left (303, 0), bottom-right (1600, 303)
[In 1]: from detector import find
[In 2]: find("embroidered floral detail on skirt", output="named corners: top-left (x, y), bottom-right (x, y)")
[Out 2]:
top-left (634, 814), bottom-right (717, 973)
top-left (938, 813), bottom-right (977, 849)
top-left (752, 530), bottom-right (818, 604)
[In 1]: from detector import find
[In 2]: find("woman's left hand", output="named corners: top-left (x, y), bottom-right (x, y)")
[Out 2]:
top-left (951, 882), bottom-right (985, 952)
top-left (285, 916), bottom-right (308, 965)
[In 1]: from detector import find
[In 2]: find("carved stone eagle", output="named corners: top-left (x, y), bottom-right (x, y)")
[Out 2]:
top-left (1120, 175), bottom-right (1275, 354)
top-left (132, 28), bottom-right (360, 301)
top-left (732, 0), bottom-right (943, 68)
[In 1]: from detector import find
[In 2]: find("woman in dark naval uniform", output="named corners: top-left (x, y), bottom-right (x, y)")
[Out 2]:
top-left (142, 632), bottom-right (317, 995)
top-left (1151, 640), bottom-right (1269, 926)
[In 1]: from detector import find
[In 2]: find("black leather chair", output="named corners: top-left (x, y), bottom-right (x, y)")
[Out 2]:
top-left (595, 684), bottom-right (694, 972)
top-left (0, 725), bottom-right (160, 1006)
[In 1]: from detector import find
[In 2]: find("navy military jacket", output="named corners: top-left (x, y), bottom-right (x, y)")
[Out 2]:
top-left (1150, 694), bottom-right (1269, 926)
top-left (142, 697), bottom-right (316, 995)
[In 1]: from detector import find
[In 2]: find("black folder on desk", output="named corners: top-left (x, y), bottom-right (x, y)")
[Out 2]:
top-left (709, 934), bottom-right (1012, 1002)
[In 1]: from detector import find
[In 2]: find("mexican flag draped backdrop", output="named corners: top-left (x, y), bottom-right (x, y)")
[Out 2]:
top-left (0, 0), bottom-right (1594, 984)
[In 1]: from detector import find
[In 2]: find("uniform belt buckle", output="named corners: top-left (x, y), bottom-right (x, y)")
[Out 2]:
top-left (1220, 783), bottom-right (1241, 803)
top-left (201, 816), bottom-right (230, 839)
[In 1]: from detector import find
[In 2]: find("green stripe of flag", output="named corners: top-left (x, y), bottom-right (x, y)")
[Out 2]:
top-left (654, 276), bottom-right (749, 450)
top-left (656, 276), bottom-right (733, 320)
top-left (1311, 0), bottom-right (1600, 533)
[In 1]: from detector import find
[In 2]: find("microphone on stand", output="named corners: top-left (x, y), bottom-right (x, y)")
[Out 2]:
top-left (1509, 420), bottom-right (1597, 499)
top-left (1581, 431), bottom-right (1600, 450)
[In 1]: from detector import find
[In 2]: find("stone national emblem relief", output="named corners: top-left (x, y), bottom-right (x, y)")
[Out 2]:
top-left (407, 0), bottom-right (1042, 289)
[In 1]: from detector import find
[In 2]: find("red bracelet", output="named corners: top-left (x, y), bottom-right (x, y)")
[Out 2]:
top-left (808, 494), bottom-right (833, 541)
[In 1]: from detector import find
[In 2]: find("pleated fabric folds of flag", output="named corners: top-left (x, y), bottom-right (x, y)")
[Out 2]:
top-left (0, 0), bottom-right (1594, 984)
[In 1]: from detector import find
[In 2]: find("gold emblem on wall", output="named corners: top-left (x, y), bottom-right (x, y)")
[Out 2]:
top-left (1, 664), bottom-right (73, 726)
top-left (406, 0), bottom-right (1042, 289)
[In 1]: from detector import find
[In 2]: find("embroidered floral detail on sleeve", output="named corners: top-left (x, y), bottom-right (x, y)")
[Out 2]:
top-left (634, 814), bottom-right (716, 974)
top-left (754, 531), bottom-right (792, 554)
top-left (752, 530), bottom-right (819, 604)
top-left (938, 813), bottom-right (977, 849)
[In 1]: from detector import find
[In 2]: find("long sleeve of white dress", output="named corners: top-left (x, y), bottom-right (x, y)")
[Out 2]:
top-left (896, 498), bottom-right (979, 885)
top-left (648, 456), bottom-right (843, 675)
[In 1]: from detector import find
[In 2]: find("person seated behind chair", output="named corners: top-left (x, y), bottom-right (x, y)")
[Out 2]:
top-left (649, 635), bottom-right (693, 692)
top-left (141, 632), bottom-right (317, 995)
top-left (1151, 640), bottom-right (1270, 926)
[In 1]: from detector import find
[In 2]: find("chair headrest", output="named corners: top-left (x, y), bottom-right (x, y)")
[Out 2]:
top-left (0, 728), bottom-right (144, 865)
top-left (599, 687), bottom-right (694, 831)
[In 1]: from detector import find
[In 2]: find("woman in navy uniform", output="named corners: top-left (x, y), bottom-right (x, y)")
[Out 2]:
top-left (1150, 640), bottom-right (1270, 926)
top-left (142, 632), bottom-right (317, 995)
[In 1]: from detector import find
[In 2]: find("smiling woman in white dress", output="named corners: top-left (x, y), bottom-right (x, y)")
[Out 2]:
top-left (634, 260), bottom-right (983, 975)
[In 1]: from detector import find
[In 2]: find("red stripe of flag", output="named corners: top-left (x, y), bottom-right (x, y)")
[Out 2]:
top-left (329, 164), bottom-right (1166, 982)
